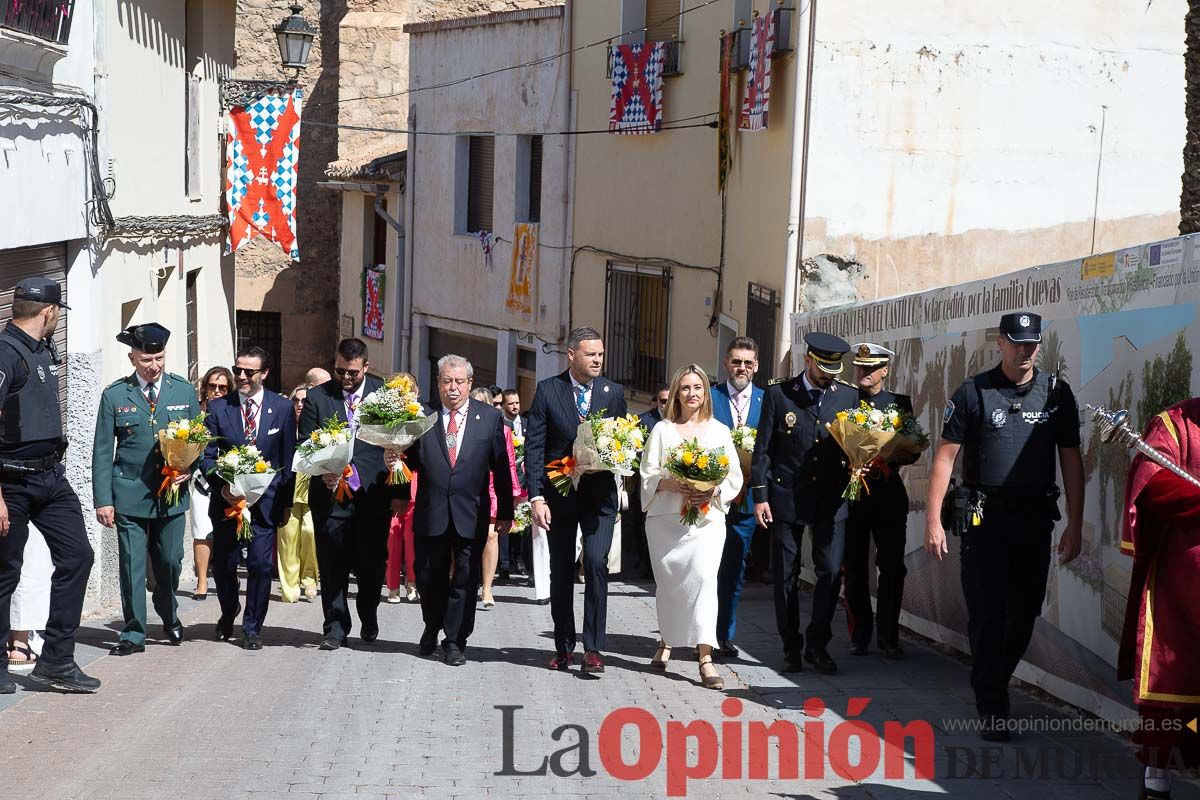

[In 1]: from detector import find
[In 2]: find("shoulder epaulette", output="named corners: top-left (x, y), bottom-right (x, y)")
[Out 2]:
top-left (768, 376), bottom-right (789, 386)
top-left (165, 372), bottom-right (189, 384)
top-left (105, 377), bottom-right (127, 389)
top-left (834, 378), bottom-right (856, 389)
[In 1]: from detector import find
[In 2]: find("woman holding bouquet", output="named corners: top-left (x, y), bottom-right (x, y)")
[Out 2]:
top-left (190, 366), bottom-right (232, 600)
top-left (639, 365), bottom-right (742, 690)
top-left (470, 388), bottom-right (525, 608)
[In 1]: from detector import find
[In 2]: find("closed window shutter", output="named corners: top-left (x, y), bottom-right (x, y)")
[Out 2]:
top-left (646, 0), bottom-right (680, 42)
top-left (529, 135), bottom-right (542, 224)
top-left (468, 136), bottom-right (495, 233)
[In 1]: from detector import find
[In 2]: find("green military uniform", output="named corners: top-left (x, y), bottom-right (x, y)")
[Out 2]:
top-left (92, 346), bottom-right (200, 647)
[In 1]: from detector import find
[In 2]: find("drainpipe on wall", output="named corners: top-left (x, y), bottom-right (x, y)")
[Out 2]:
top-left (779, 0), bottom-right (817, 374)
top-left (557, 0), bottom-right (575, 355)
top-left (375, 194), bottom-right (405, 374)
top-left (402, 105), bottom-right (417, 373)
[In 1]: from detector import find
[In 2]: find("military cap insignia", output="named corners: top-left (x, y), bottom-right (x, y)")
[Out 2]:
top-left (858, 344), bottom-right (871, 358)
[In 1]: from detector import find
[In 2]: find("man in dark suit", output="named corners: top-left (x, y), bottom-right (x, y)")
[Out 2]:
top-left (298, 338), bottom-right (396, 650)
top-left (751, 332), bottom-right (856, 675)
top-left (390, 355), bottom-right (513, 666)
top-left (711, 337), bottom-right (765, 659)
top-left (201, 345), bottom-right (295, 650)
top-left (843, 343), bottom-right (915, 660)
top-left (525, 327), bottom-right (628, 674)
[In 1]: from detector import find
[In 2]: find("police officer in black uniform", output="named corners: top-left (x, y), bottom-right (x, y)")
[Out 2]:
top-left (0, 278), bottom-right (99, 694)
top-left (925, 312), bottom-right (1083, 741)
top-left (751, 332), bottom-right (857, 675)
top-left (842, 343), bottom-right (915, 660)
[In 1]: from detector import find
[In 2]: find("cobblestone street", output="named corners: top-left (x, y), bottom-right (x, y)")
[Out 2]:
top-left (2, 575), bottom-right (1197, 800)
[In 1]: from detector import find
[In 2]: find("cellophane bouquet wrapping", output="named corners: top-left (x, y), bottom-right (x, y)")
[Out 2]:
top-left (510, 500), bottom-right (532, 534)
top-left (214, 444), bottom-right (280, 541)
top-left (878, 412), bottom-right (930, 466)
top-left (825, 401), bottom-right (901, 500)
top-left (663, 438), bottom-right (731, 526)
top-left (156, 414), bottom-right (213, 505)
top-left (354, 373), bottom-right (437, 484)
top-left (294, 418), bottom-right (357, 501)
top-left (547, 413), bottom-right (647, 496)
top-left (729, 424), bottom-right (756, 502)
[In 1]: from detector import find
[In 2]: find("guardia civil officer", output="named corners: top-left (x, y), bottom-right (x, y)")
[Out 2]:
top-left (925, 312), bottom-right (1083, 742)
top-left (842, 343), bottom-right (915, 660)
top-left (751, 332), bottom-right (857, 675)
top-left (0, 278), bottom-right (98, 694)
top-left (92, 324), bottom-right (200, 655)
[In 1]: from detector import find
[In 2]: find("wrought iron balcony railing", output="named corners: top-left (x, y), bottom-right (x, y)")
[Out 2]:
top-left (1, 0), bottom-right (75, 46)
top-left (606, 39), bottom-right (683, 80)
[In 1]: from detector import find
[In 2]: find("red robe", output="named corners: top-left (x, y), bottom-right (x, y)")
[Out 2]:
top-left (1119, 399), bottom-right (1200, 767)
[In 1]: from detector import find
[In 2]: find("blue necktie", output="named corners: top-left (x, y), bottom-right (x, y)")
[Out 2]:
top-left (575, 384), bottom-right (589, 418)
top-left (809, 388), bottom-right (822, 406)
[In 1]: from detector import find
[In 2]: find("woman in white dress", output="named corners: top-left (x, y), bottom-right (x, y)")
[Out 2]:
top-left (639, 365), bottom-right (742, 690)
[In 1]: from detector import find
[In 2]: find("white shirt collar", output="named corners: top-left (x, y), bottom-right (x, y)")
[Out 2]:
top-left (569, 373), bottom-right (592, 391)
top-left (442, 403), bottom-right (468, 418)
top-left (239, 387), bottom-right (265, 406)
top-left (343, 380), bottom-right (366, 399)
top-left (136, 374), bottom-right (163, 393)
top-left (727, 380), bottom-right (753, 402)
top-left (801, 373), bottom-right (821, 395)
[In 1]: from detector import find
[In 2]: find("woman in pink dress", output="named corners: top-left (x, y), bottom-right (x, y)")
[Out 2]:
top-left (471, 388), bottom-right (525, 608)
top-left (386, 373), bottom-right (421, 603)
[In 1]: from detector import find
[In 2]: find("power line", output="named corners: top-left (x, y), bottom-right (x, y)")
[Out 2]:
top-left (311, 0), bottom-right (724, 109)
top-left (303, 113), bottom-right (716, 137)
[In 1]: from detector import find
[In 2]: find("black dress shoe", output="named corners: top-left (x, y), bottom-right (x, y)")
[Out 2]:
top-left (418, 637), bottom-right (438, 657)
top-left (360, 626), bottom-right (379, 644)
top-left (850, 642), bottom-right (870, 656)
top-left (29, 661), bottom-right (101, 693)
top-left (165, 624), bottom-right (184, 646)
top-left (242, 635), bottom-right (262, 651)
top-left (880, 644), bottom-right (905, 660)
top-left (215, 622), bottom-right (232, 642)
top-left (781, 656), bottom-right (804, 674)
top-left (0, 670), bottom-right (15, 694)
top-left (319, 637), bottom-right (344, 651)
top-left (443, 644), bottom-right (467, 667)
top-left (110, 640), bottom-right (145, 656)
top-left (804, 648), bottom-right (838, 675)
top-left (716, 641), bottom-right (739, 659)
top-left (499, 568), bottom-right (511, 582)
top-left (535, 597), bottom-right (551, 605)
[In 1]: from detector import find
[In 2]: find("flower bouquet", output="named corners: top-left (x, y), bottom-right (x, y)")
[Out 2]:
top-left (547, 413), bottom-right (648, 496)
top-left (664, 439), bottom-right (731, 526)
top-left (512, 432), bottom-right (525, 463)
top-left (729, 424), bottom-right (756, 503)
top-left (510, 500), bottom-right (532, 534)
top-left (156, 415), bottom-right (213, 506)
top-left (354, 374), bottom-right (438, 484)
top-left (878, 412), bottom-right (930, 467)
top-left (294, 419), bottom-right (356, 502)
top-left (825, 401), bottom-right (901, 500)
top-left (214, 444), bottom-right (280, 541)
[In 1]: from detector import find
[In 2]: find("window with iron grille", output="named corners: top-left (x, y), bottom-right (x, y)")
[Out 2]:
top-left (186, 270), bottom-right (200, 383)
top-left (467, 136), bottom-right (494, 234)
top-left (614, 0), bottom-right (683, 76)
top-left (1, 0), bottom-right (74, 45)
top-left (604, 263), bottom-right (670, 395)
top-left (746, 282), bottom-right (778, 388)
top-left (235, 310), bottom-right (282, 393)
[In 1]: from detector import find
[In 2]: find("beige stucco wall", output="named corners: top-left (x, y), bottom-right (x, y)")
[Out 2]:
top-left (337, 185), bottom-right (404, 375)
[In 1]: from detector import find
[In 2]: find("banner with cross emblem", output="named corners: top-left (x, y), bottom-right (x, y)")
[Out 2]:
top-left (224, 89), bottom-right (302, 260)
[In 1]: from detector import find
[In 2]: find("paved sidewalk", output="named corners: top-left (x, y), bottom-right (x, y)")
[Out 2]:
top-left (1, 574), bottom-right (1196, 800)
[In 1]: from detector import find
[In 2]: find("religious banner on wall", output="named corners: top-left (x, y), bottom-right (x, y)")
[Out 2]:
top-left (738, 11), bottom-right (775, 131)
top-left (506, 223), bottom-right (537, 315)
top-left (362, 265), bottom-right (385, 340)
top-left (225, 89), bottom-right (302, 261)
top-left (790, 234), bottom-right (1200, 723)
top-left (609, 42), bottom-right (666, 135)
top-left (717, 31), bottom-right (736, 193)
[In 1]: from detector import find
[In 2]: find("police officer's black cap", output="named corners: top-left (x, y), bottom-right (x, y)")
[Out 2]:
top-left (14, 277), bottom-right (69, 309)
top-left (116, 323), bottom-right (171, 354)
top-left (804, 332), bottom-right (851, 375)
top-left (999, 312), bottom-right (1042, 344)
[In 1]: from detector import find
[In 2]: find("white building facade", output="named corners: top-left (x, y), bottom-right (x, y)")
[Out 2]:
top-left (404, 5), bottom-right (569, 402)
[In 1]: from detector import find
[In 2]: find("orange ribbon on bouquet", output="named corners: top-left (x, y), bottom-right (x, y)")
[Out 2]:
top-left (546, 456), bottom-right (577, 497)
top-left (386, 453), bottom-right (413, 485)
top-left (679, 499), bottom-right (711, 526)
top-left (334, 465), bottom-right (355, 503)
top-left (157, 465), bottom-right (186, 501)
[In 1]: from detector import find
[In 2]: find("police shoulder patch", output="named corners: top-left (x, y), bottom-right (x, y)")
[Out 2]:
top-left (0, 370), bottom-right (6, 391)
top-left (943, 400), bottom-right (956, 423)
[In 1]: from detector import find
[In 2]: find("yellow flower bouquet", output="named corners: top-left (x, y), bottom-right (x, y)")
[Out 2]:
top-left (825, 400), bottom-right (901, 500)
top-left (214, 444), bottom-right (279, 541)
top-left (547, 413), bottom-right (648, 496)
top-left (664, 438), bottom-right (731, 526)
top-left (354, 373), bottom-right (438, 484)
top-left (155, 414), bottom-right (213, 505)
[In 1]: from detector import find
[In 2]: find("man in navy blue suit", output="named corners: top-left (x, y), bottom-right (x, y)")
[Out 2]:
top-left (525, 327), bottom-right (627, 675)
top-left (710, 337), bottom-right (764, 659)
top-left (390, 355), bottom-right (513, 666)
top-left (202, 345), bottom-right (295, 650)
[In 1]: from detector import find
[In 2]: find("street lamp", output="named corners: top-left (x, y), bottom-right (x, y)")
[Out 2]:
top-left (274, 3), bottom-right (316, 72)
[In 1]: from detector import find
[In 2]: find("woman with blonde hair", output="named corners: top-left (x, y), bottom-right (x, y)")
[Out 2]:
top-left (639, 365), bottom-right (742, 689)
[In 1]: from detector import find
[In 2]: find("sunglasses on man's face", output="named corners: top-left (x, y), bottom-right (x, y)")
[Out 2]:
top-left (334, 368), bottom-right (362, 379)
top-left (728, 359), bottom-right (756, 368)
top-left (232, 367), bottom-right (263, 377)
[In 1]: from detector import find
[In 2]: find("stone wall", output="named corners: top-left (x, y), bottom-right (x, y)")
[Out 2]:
top-left (233, 1), bottom-right (560, 388)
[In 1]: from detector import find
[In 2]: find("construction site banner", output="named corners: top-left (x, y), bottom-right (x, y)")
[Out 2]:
top-left (790, 234), bottom-right (1200, 723)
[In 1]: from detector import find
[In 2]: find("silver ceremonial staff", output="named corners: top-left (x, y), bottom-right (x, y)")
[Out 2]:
top-left (1086, 404), bottom-right (1200, 490)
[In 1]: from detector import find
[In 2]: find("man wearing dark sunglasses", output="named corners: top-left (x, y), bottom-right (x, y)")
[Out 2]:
top-left (299, 338), bottom-right (395, 651)
top-left (200, 345), bottom-right (295, 650)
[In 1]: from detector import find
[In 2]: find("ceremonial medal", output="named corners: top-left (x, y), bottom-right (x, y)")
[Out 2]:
top-left (445, 432), bottom-right (458, 450)
top-left (784, 411), bottom-right (797, 427)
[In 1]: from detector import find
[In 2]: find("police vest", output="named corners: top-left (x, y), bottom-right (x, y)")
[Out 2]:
top-left (965, 370), bottom-right (1058, 491)
top-left (0, 328), bottom-right (63, 447)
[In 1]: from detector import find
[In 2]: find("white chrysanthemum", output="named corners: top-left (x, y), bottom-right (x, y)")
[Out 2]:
top-left (317, 432), bottom-right (332, 447)
top-left (245, 445), bottom-right (260, 457)
top-left (597, 435), bottom-right (613, 450)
